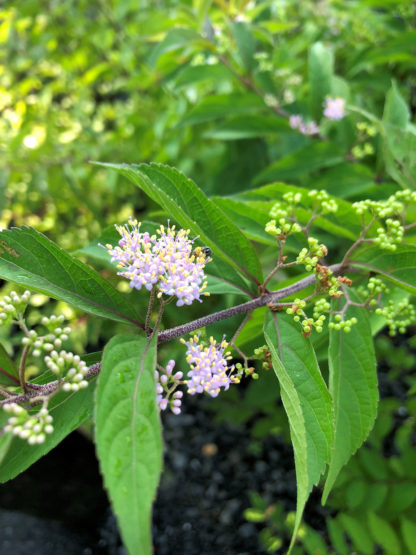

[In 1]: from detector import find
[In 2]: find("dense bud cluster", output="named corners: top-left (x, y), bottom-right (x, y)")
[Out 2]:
top-left (265, 219), bottom-right (301, 237)
top-left (374, 219), bottom-right (404, 251)
top-left (358, 277), bottom-right (390, 304)
top-left (3, 404), bottom-right (53, 444)
top-left (328, 314), bottom-right (358, 333)
top-left (286, 298), bottom-right (326, 335)
top-left (181, 335), bottom-right (241, 397)
top-left (44, 350), bottom-right (89, 391)
top-left (0, 290), bottom-right (31, 324)
top-left (375, 299), bottom-right (416, 336)
top-left (313, 298), bottom-right (331, 319)
top-left (296, 238), bottom-right (328, 271)
top-left (105, 219), bottom-right (210, 306)
top-left (155, 360), bottom-right (184, 415)
top-left (308, 190), bottom-right (338, 214)
top-left (22, 315), bottom-right (71, 357)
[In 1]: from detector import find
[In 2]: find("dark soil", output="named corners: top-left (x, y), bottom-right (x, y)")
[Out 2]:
top-left (0, 393), bottom-right (303, 555)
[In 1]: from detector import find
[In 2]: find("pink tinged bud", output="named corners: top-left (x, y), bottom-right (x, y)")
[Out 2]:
top-left (159, 399), bottom-right (168, 411)
top-left (171, 406), bottom-right (181, 415)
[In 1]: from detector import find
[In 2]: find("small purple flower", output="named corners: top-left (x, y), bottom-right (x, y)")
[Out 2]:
top-left (289, 114), bottom-right (319, 136)
top-left (155, 359), bottom-right (184, 414)
top-left (323, 97), bottom-right (346, 120)
top-left (104, 219), bottom-right (210, 306)
top-left (181, 335), bottom-right (241, 398)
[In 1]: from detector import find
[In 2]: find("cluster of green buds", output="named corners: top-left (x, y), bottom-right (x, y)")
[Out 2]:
top-left (351, 142), bottom-right (374, 159)
top-left (328, 314), bottom-right (358, 333)
top-left (0, 290), bottom-right (31, 323)
top-left (44, 350), bottom-right (89, 391)
top-left (253, 345), bottom-right (272, 370)
top-left (296, 238), bottom-right (328, 271)
top-left (235, 362), bottom-right (258, 380)
top-left (313, 298), bottom-right (331, 319)
top-left (374, 218), bottom-right (404, 251)
top-left (22, 315), bottom-right (72, 357)
top-left (352, 190), bottom-right (411, 218)
top-left (265, 219), bottom-right (301, 237)
top-left (358, 277), bottom-right (390, 305)
top-left (286, 298), bottom-right (326, 336)
top-left (3, 403), bottom-right (53, 444)
top-left (307, 190), bottom-right (338, 214)
top-left (352, 122), bottom-right (377, 159)
top-left (375, 298), bottom-right (416, 336)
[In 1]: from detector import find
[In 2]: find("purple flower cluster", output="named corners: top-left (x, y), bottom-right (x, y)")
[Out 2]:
top-left (105, 219), bottom-right (209, 306)
top-left (323, 97), bottom-right (346, 120)
top-left (289, 115), bottom-right (319, 136)
top-left (181, 335), bottom-right (241, 397)
top-left (155, 360), bottom-right (184, 415)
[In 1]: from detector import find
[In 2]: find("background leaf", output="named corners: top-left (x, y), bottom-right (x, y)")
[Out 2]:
top-left (0, 227), bottom-right (143, 325)
top-left (309, 42), bottom-right (334, 120)
top-left (177, 93), bottom-right (265, 126)
top-left (323, 298), bottom-right (378, 502)
top-left (351, 244), bottom-right (416, 295)
top-left (95, 334), bottom-right (163, 555)
top-left (264, 311), bottom-right (333, 549)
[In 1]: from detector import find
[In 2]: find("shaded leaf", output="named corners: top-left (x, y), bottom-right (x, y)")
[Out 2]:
top-left (0, 343), bottom-right (19, 386)
top-left (367, 512), bottom-right (401, 555)
top-left (253, 142), bottom-right (343, 185)
top-left (178, 93), bottom-right (265, 127)
top-left (204, 114), bottom-right (289, 140)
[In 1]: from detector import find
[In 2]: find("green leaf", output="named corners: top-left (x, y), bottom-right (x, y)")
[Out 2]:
top-left (253, 142), bottom-right (344, 185)
top-left (0, 383), bottom-right (95, 483)
top-left (264, 312), bottom-right (333, 550)
top-left (323, 299), bottom-right (378, 503)
top-left (385, 482), bottom-right (416, 514)
top-left (203, 114), bottom-right (289, 140)
top-left (351, 244), bottom-right (416, 295)
top-left (173, 63), bottom-right (233, 88)
top-left (309, 42), bottom-right (334, 120)
top-left (229, 21), bottom-right (256, 72)
top-left (367, 512), bottom-right (401, 555)
top-left (94, 162), bottom-right (262, 294)
top-left (400, 518), bottom-right (416, 555)
top-left (345, 479), bottom-right (366, 509)
top-left (338, 514), bottom-right (373, 555)
top-left (95, 334), bottom-right (163, 555)
top-left (0, 227), bottom-right (143, 326)
top-left (177, 93), bottom-right (265, 127)
top-left (212, 196), bottom-right (276, 246)
top-left (0, 343), bottom-right (19, 386)
top-left (383, 82), bottom-right (410, 129)
top-left (327, 517), bottom-right (348, 555)
top-left (148, 28), bottom-right (204, 67)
